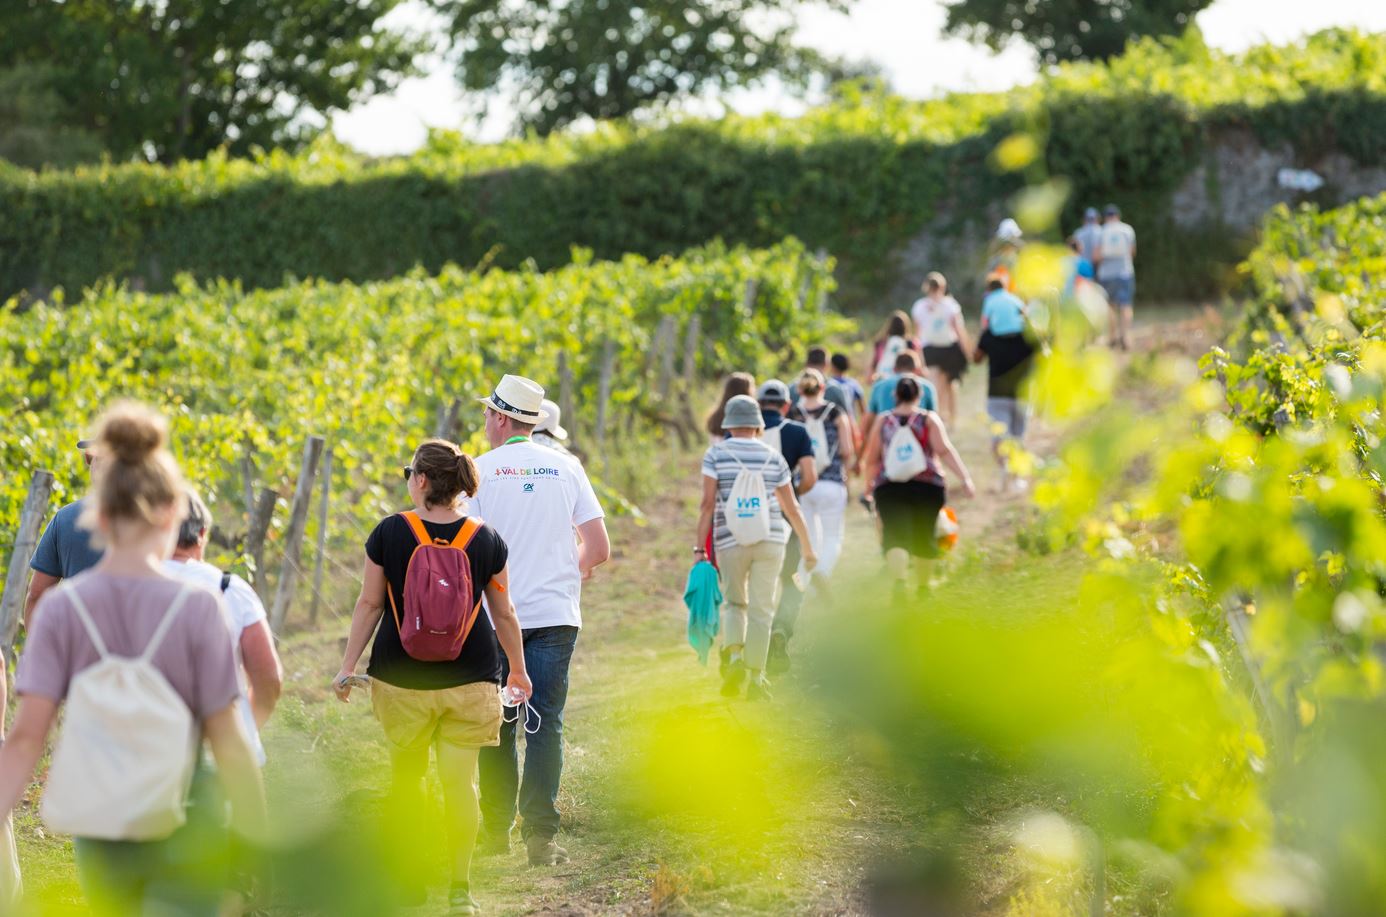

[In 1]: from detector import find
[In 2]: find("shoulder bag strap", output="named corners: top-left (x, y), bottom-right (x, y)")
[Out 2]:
top-left (63, 585), bottom-right (110, 660)
top-left (400, 511), bottom-right (432, 546)
top-left (451, 516), bottom-right (484, 550)
top-left (139, 585), bottom-right (196, 663)
top-left (452, 517), bottom-right (488, 616)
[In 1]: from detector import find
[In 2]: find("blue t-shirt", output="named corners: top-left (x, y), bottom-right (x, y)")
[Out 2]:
top-left (982, 290), bottom-right (1027, 336)
top-left (868, 374), bottom-right (938, 415)
top-left (30, 498), bottom-right (104, 579)
top-left (831, 374), bottom-right (866, 408)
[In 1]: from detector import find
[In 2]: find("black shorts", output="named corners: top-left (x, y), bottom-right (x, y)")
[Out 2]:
top-left (923, 343), bottom-right (969, 382)
top-left (874, 480), bottom-right (946, 558)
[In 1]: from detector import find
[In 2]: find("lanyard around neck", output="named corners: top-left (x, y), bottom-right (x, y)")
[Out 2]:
top-left (504, 436), bottom-right (529, 445)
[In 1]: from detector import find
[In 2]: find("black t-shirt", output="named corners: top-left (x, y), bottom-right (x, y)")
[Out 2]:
top-left (763, 412), bottom-right (814, 470)
top-left (365, 513), bottom-right (508, 690)
top-left (975, 330), bottom-right (1036, 399)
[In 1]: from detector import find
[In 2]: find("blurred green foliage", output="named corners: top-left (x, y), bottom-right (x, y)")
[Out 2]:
top-left (967, 190), bottom-right (1386, 913)
top-left (3, 29), bottom-right (1384, 306)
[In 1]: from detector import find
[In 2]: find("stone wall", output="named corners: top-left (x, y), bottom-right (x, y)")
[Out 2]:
top-left (882, 128), bottom-right (1386, 313)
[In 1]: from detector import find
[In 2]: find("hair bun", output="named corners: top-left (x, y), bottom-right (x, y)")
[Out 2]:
top-left (98, 401), bottom-right (168, 463)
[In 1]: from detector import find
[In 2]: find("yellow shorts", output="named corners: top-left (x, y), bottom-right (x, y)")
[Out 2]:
top-left (370, 679), bottom-right (502, 750)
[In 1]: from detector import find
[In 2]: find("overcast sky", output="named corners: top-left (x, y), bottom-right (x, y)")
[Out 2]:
top-left (334, 0), bottom-right (1386, 155)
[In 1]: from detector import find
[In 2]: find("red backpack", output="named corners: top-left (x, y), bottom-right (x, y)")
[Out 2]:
top-left (388, 512), bottom-right (486, 662)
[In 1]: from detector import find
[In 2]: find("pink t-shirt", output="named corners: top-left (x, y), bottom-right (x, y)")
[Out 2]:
top-left (18, 571), bottom-right (241, 721)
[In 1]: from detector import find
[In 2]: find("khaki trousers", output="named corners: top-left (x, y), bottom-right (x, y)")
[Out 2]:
top-left (719, 540), bottom-right (787, 671)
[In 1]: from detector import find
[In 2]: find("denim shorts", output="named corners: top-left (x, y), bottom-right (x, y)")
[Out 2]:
top-left (986, 397), bottom-right (1028, 440)
top-left (1101, 274), bottom-right (1135, 306)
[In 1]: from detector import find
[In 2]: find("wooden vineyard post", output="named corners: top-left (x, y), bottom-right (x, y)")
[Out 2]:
top-left (655, 314), bottom-right (677, 403)
top-left (741, 278), bottom-right (759, 315)
top-left (678, 315), bottom-right (702, 436)
top-left (240, 446), bottom-right (255, 524)
top-left (558, 351), bottom-right (577, 448)
top-left (594, 338), bottom-right (616, 473)
top-left (434, 398), bottom-right (462, 441)
top-left (813, 248), bottom-right (829, 312)
top-left (246, 487), bottom-right (279, 595)
top-left (270, 436), bottom-right (325, 631)
top-left (309, 443), bottom-right (333, 625)
top-left (0, 471), bottom-right (55, 659)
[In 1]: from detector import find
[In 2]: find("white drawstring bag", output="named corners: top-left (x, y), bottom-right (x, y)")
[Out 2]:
top-left (884, 422), bottom-right (927, 483)
top-left (802, 408), bottom-right (836, 473)
top-left (41, 585), bottom-right (199, 841)
top-left (724, 446), bottom-right (776, 546)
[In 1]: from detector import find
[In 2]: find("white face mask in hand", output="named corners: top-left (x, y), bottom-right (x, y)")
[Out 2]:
top-left (500, 685), bottom-right (542, 735)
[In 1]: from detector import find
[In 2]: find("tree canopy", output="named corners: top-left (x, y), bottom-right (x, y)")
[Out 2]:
top-left (943, 0), bottom-right (1214, 65)
top-left (432, 0), bottom-right (847, 136)
top-left (0, 0), bottom-right (427, 163)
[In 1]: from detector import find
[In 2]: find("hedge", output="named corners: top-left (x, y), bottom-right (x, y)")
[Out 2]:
top-left (2, 29), bottom-right (1384, 308)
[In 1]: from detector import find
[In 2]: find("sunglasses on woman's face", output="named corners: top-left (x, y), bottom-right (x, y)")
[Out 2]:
top-left (403, 466), bottom-right (414, 482)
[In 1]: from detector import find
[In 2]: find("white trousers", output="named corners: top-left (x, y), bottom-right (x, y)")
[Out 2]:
top-left (799, 479), bottom-right (848, 579)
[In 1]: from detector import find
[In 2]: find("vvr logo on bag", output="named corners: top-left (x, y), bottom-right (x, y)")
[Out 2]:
top-left (725, 448), bottom-right (776, 546)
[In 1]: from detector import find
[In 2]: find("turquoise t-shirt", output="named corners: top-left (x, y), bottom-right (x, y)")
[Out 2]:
top-left (868, 374), bottom-right (937, 415)
top-left (982, 290), bottom-right (1027, 336)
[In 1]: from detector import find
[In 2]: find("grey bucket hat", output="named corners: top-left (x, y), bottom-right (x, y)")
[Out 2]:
top-left (721, 394), bottom-right (765, 430)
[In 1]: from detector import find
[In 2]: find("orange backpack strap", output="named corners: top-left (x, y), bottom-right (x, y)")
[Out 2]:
top-left (451, 516), bottom-right (484, 550)
top-left (400, 511), bottom-right (432, 546)
top-left (452, 517), bottom-right (486, 616)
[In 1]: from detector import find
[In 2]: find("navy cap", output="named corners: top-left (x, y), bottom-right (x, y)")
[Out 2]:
top-left (757, 379), bottom-right (790, 404)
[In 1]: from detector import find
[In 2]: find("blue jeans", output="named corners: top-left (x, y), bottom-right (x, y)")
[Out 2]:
top-left (73, 766), bottom-right (227, 916)
top-left (479, 625), bottom-right (578, 842)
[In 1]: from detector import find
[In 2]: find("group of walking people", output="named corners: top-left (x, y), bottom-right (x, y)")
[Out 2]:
top-left (692, 264), bottom-right (1044, 697)
top-left (3, 373), bottom-right (607, 916)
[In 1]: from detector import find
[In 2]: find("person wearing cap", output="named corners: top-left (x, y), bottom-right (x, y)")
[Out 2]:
top-left (165, 486), bottom-right (283, 765)
top-left (1072, 207), bottom-right (1103, 265)
top-left (472, 375), bottom-right (610, 867)
top-left (987, 217), bottom-right (1024, 292)
top-left (694, 395), bottom-right (817, 700)
top-left (756, 380), bottom-right (817, 675)
top-left (532, 399), bottom-right (573, 457)
top-left (23, 438), bottom-right (106, 630)
top-left (974, 275), bottom-right (1037, 493)
top-left (1096, 203), bottom-right (1137, 350)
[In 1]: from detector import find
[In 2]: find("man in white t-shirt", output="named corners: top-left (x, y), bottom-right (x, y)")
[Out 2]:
top-left (165, 487), bottom-right (282, 765)
top-left (472, 375), bottom-right (610, 867)
top-left (1096, 203), bottom-right (1137, 351)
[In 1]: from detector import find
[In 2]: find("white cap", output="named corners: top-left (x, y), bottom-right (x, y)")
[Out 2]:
top-left (535, 399), bottom-right (568, 440)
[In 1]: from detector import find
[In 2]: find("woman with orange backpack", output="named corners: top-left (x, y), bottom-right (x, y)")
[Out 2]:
top-left (334, 439), bottom-right (531, 917)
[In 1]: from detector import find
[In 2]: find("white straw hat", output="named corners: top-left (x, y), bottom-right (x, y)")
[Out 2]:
top-left (479, 375), bottom-right (550, 424)
top-left (535, 399), bottom-right (568, 440)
